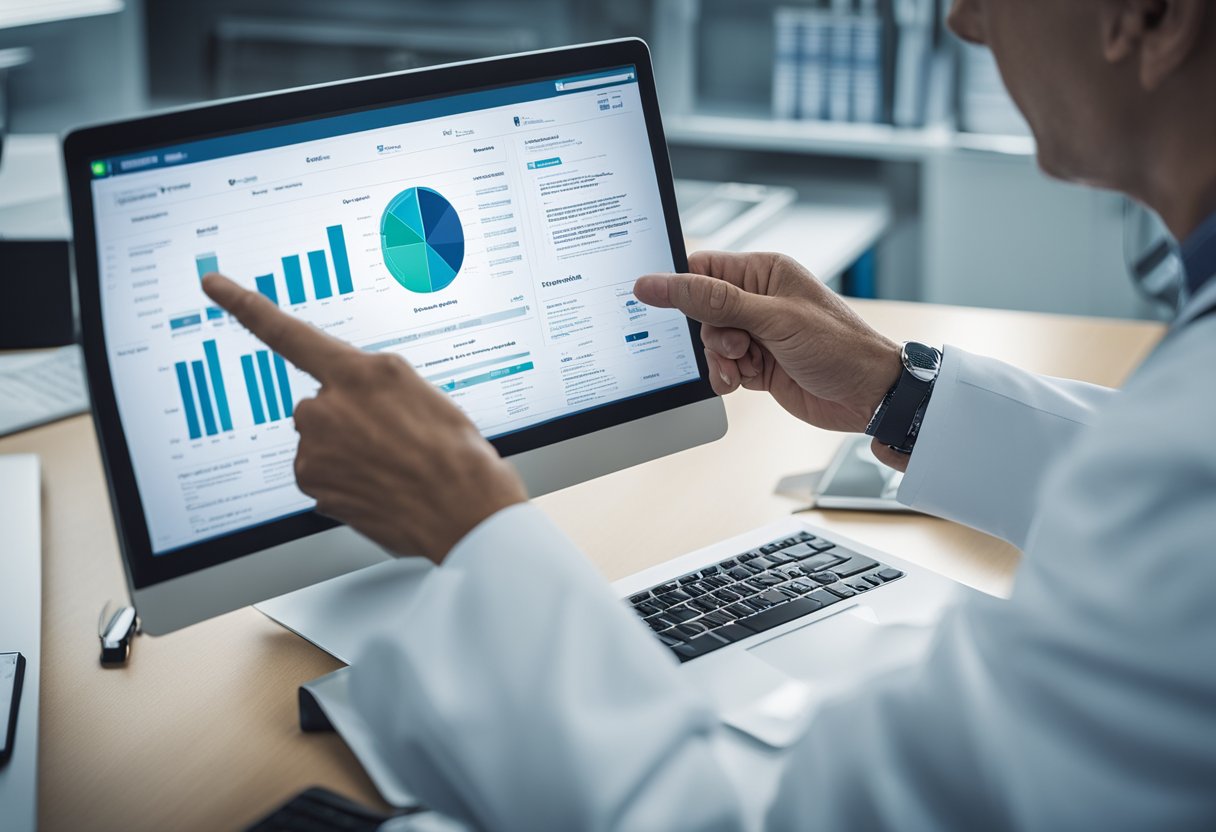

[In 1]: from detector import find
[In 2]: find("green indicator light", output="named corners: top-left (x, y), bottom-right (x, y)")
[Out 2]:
top-left (90, 160), bottom-right (108, 177)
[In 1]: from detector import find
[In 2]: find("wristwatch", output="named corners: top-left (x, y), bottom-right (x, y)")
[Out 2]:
top-left (865, 341), bottom-right (942, 454)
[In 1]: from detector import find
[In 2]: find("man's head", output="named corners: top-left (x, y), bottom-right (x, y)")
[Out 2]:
top-left (948, 0), bottom-right (1215, 234)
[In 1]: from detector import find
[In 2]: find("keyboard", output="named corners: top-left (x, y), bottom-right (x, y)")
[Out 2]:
top-left (627, 530), bottom-right (904, 663)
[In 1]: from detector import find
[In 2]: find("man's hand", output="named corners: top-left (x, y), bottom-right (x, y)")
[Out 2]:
top-left (202, 273), bottom-right (527, 564)
top-left (633, 251), bottom-right (909, 470)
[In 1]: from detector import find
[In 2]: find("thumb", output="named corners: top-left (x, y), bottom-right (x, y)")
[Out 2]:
top-left (634, 273), bottom-right (771, 331)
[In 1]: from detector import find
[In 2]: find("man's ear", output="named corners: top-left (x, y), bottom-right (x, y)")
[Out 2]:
top-left (1100, 0), bottom-right (1209, 90)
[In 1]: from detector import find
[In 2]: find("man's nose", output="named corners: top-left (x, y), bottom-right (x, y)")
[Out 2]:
top-left (947, 0), bottom-right (986, 45)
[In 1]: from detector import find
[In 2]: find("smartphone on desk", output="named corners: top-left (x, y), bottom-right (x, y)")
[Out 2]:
top-left (0, 652), bottom-right (25, 767)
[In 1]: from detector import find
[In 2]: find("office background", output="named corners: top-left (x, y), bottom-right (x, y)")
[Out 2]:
top-left (0, 0), bottom-right (1174, 321)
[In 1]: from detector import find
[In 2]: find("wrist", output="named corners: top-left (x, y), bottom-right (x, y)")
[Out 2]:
top-left (850, 340), bottom-right (903, 433)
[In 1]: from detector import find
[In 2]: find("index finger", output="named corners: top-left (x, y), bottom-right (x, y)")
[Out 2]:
top-left (202, 273), bottom-right (358, 381)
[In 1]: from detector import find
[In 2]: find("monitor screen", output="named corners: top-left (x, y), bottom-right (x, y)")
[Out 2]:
top-left (87, 65), bottom-right (699, 555)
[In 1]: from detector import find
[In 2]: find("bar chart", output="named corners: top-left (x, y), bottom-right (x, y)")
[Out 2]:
top-left (174, 340), bottom-right (234, 440)
top-left (194, 253), bottom-right (226, 321)
top-left (249, 224), bottom-right (355, 307)
top-left (240, 349), bottom-right (294, 425)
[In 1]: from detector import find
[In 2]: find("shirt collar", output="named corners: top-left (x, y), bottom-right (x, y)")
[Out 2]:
top-left (1180, 208), bottom-right (1216, 297)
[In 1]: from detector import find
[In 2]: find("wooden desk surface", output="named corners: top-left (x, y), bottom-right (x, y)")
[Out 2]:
top-left (0, 300), bottom-right (1163, 831)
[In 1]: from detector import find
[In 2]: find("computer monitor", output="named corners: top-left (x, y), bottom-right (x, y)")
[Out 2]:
top-left (65, 39), bottom-right (727, 635)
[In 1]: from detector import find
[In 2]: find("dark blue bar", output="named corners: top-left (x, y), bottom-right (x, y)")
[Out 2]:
top-left (241, 354), bottom-right (266, 424)
top-left (282, 255), bottom-right (306, 305)
top-left (273, 353), bottom-right (293, 418)
top-left (102, 67), bottom-right (638, 177)
top-left (307, 250), bottom-right (332, 300)
top-left (327, 225), bottom-right (353, 295)
top-left (625, 330), bottom-right (650, 343)
top-left (255, 274), bottom-right (278, 305)
top-left (203, 339), bottom-right (233, 432)
top-left (175, 361), bottom-right (201, 440)
top-left (256, 350), bottom-right (281, 421)
top-left (191, 360), bottom-right (218, 436)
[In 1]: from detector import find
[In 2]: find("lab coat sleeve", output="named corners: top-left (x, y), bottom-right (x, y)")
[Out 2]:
top-left (896, 346), bottom-right (1118, 548)
top-left (347, 503), bottom-right (747, 832)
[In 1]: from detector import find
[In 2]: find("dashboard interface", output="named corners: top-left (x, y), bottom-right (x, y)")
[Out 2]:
top-left (89, 66), bottom-right (697, 554)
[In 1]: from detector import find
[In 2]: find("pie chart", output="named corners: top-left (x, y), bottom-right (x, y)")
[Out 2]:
top-left (379, 186), bottom-right (465, 293)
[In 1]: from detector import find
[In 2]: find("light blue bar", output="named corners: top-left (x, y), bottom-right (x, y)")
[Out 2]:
top-left (206, 307), bottom-right (224, 320)
top-left (327, 225), bottom-right (354, 295)
top-left (195, 253), bottom-right (219, 280)
top-left (241, 354), bottom-right (266, 425)
top-left (439, 361), bottom-right (534, 392)
top-left (282, 255), bottom-right (306, 305)
top-left (255, 274), bottom-right (278, 305)
top-left (526, 157), bottom-right (562, 170)
top-left (273, 354), bottom-right (293, 418)
top-left (170, 314), bottom-right (202, 330)
top-left (191, 360), bottom-right (218, 436)
top-left (307, 250), bottom-right (332, 299)
top-left (203, 339), bottom-right (233, 432)
top-left (175, 361), bottom-right (201, 439)
top-left (256, 350), bottom-right (281, 421)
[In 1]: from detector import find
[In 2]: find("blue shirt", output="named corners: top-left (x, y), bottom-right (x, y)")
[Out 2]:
top-left (1181, 209), bottom-right (1216, 296)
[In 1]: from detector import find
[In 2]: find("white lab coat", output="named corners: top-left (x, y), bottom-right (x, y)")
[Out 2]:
top-left (346, 278), bottom-right (1216, 830)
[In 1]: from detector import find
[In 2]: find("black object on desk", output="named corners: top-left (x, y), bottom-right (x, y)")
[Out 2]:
top-left (0, 240), bottom-right (75, 349)
top-left (0, 651), bottom-right (24, 768)
top-left (246, 787), bottom-right (426, 831)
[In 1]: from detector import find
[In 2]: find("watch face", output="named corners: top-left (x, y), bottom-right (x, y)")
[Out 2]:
top-left (902, 342), bottom-right (941, 382)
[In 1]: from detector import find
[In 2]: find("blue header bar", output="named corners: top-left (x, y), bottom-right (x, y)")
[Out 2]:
top-left (94, 65), bottom-right (638, 179)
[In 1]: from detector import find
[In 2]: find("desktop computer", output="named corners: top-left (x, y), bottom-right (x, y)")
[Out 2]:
top-left (65, 40), bottom-right (968, 727)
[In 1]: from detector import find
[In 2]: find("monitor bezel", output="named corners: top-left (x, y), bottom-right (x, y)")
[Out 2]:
top-left (66, 38), bottom-right (715, 590)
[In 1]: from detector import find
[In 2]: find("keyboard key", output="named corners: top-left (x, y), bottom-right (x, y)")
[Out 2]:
top-left (726, 603), bottom-right (755, 618)
top-left (679, 574), bottom-right (701, 585)
top-left (876, 568), bottom-right (904, 582)
top-left (807, 588), bottom-right (844, 608)
top-left (634, 601), bottom-right (661, 617)
top-left (748, 556), bottom-right (777, 571)
top-left (728, 567), bottom-right (752, 581)
top-left (744, 596), bottom-right (773, 611)
top-left (653, 582), bottom-right (678, 595)
top-left (865, 575), bottom-right (884, 587)
top-left (629, 592), bottom-right (650, 604)
top-left (811, 571), bottom-right (839, 585)
top-left (659, 590), bottom-right (692, 604)
top-left (756, 573), bottom-right (786, 587)
top-left (714, 589), bottom-right (742, 603)
top-left (780, 542), bottom-right (816, 560)
top-left (647, 614), bottom-right (678, 631)
top-left (689, 597), bottom-right (719, 613)
top-left (832, 554), bottom-right (880, 577)
top-left (824, 583), bottom-right (856, 599)
top-left (668, 605), bottom-right (700, 623)
top-left (701, 566), bottom-right (720, 577)
top-left (808, 539), bottom-right (837, 552)
top-left (744, 579), bottom-right (769, 593)
top-left (797, 531), bottom-right (815, 541)
top-left (674, 622), bottom-right (708, 639)
top-left (848, 582), bottom-right (870, 593)
top-left (657, 633), bottom-right (683, 648)
top-left (759, 543), bottom-right (780, 555)
top-left (682, 584), bottom-right (705, 597)
top-left (759, 589), bottom-right (795, 606)
top-left (765, 551), bottom-right (795, 566)
top-left (787, 580), bottom-right (815, 594)
top-left (799, 552), bottom-right (846, 573)
top-left (702, 610), bottom-right (734, 627)
top-left (710, 623), bottom-right (753, 644)
top-left (717, 558), bottom-right (738, 569)
top-left (736, 597), bottom-right (823, 634)
top-left (673, 632), bottom-right (729, 661)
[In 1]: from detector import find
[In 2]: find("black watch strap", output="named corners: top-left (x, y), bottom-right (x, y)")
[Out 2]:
top-left (865, 343), bottom-right (941, 453)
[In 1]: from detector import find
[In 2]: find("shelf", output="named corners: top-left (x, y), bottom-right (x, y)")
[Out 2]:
top-left (665, 112), bottom-right (1035, 161)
